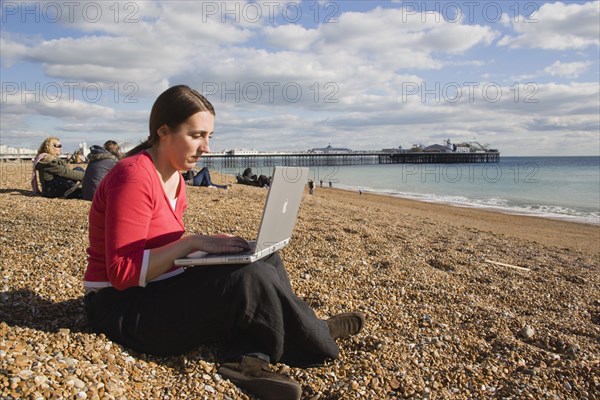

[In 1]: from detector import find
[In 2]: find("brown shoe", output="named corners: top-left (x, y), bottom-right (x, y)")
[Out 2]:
top-left (217, 356), bottom-right (301, 400)
top-left (326, 312), bottom-right (365, 339)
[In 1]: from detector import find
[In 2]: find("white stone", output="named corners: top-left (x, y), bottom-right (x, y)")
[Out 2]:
top-left (204, 385), bottom-right (216, 394)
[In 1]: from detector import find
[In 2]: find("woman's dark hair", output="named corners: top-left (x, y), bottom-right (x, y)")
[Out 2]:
top-left (125, 85), bottom-right (215, 157)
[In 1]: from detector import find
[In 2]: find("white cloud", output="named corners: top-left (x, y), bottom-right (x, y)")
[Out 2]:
top-left (318, 7), bottom-right (497, 61)
top-left (3, 78), bottom-right (599, 156)
top-left (0, 34), bottom-right (31, 67)
top-left (196, 80), bottom-right (600, 156)
top-left (2, 2), bottom-right (499, 104)
top-left (543, 60), bottom-right (592, 78)
top-left (263, 25), bottom-right (320, 51)
top-left (499, 1), bottom-right (600, 50)
top-left (2, 95), bottom-right (116, 120)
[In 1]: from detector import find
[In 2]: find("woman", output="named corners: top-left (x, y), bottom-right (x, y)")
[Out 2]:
top-left (81, 140), bottom-right (121, 201)
top-left (83, 85), bottom-right (364, 400)
top-left (33, 137), bottom-right (84, 198)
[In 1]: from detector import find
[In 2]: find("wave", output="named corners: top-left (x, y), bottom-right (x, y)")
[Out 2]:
top-left (335, 183), bottom-right (600, 225)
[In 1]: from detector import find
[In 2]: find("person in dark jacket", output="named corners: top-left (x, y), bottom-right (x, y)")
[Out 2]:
top-left (82, 141), bottom-right (120, 201)
top-left (236, 167), bottom-right (271, 188)
top-left (33, 137), bottom-right (84, 198)
top-left (182, 167), bottom-right (229, 189)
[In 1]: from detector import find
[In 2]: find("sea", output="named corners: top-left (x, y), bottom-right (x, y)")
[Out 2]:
top-left (203, 156), bottom-right (600, 226)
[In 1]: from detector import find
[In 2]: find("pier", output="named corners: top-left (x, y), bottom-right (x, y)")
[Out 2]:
top-left (200, 152), bottom-right (500, 168)
top-left (1, 151), bottom-right (500, 166)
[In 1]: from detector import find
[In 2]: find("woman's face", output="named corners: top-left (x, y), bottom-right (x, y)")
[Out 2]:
top-left (50, 140), bottom-right (62, 156)
top-left (162, 111), bottom-right (214, 171)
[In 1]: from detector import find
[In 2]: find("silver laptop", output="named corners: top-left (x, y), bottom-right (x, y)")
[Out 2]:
top-left (175, 166), bottom-right (309, 266)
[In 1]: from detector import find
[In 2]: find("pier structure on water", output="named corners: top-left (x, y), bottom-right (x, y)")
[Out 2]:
top-left (200, 151), bottom-right (500, 168)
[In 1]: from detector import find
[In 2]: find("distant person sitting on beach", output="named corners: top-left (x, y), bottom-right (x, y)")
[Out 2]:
top-left (82, 85), bottom-right (364, 400)
top-left (183, 167), bottom-right (229, 189)
top-left (242, 167), bottom-right (256, 180)
top-left (236, 167), bottom-right (271, 188)
top-left (81, 141), bottom-right (121, 201)
top-left (32, 137), bottom-right (84, 198)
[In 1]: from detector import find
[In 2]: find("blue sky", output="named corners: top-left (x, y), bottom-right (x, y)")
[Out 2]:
top-left (1, 0), bottom-right (599, 155)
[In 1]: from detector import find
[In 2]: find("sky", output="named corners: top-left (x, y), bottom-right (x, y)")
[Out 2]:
top-left (1, 0), bottom-right (599, 156)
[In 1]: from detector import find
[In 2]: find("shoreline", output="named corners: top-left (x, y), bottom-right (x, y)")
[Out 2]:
top-left (212, 171), bottom-right (599, 256)
top-left (314, 185), bottom-right (600, 255)
top-left (210, 159), bottom-right (600, 228)
top-left (335, 184), bottom-right (600, 227)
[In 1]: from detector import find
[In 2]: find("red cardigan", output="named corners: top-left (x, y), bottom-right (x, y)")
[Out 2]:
top-left (84, 151), bottom-right (187, 290)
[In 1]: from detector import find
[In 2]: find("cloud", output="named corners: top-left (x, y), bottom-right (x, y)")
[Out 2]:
top-left (3, 79), bottom-right (599, 156)
top-left (543, 60), bottom-right (592, 78)
top-left (511, 59), bottom-right (594, 82)
top-left (195, 79), bottom-right (600, 156)
top-left (1, 2), bottom-right (254, 98)
top-left (318, 6), bottom-right (497, 62)
top-left (2, 2), bottom-right (499, 106)
top-left (0, 34), bottom-right (31, 67)
top-left (264, 25), bottom-right (320, 51)
top-left (499, 1), bottom-right (600, 50)
top-left (1, 1), bottom-right (599, 156)
top-left (2, 93), bottom-right (116, 120)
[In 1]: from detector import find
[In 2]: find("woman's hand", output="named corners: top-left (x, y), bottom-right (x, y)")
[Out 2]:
top-left (145, 234), bottom-right (251, 281)
top-left (191, 234), bottom-right (251, 254)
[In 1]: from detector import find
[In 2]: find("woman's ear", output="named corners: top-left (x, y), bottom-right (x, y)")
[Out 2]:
top-left (157, 124), bottom-right (169, 138)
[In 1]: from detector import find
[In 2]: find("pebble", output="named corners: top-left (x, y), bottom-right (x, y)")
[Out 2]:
top-left (62, 357), bottom-right (78, 367)
top-left (567, 344), bottom-right (580, 356)
top-left (73, 378), bottom-right (85, 389)
top-left (370, 377), bottom-right (379, 389)
top-left (205, 385), bottom-right (216, 394)
top-left (15, 355), bottom-right (29, 367)
top-left (34, 375), bottom-right (47, 386)
top-left (519, 325), bottom-right (535, 339)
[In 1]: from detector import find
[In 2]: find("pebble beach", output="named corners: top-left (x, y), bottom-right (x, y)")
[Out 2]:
top-left (1, 162), bottom-right (599, 399)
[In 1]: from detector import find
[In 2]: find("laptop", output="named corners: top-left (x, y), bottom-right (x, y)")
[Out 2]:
top-left (174, 166), bottom-right (309, 266)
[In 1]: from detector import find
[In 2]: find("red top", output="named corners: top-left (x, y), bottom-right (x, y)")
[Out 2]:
top-left (84, 151), bottom-right (187, 290)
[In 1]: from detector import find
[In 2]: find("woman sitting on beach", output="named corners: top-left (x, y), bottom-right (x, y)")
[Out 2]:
top-left (81, 140), bottom-right (121, 201)
top-left (32, 137), bottom-right (84, 198)
top-left (182, 167), bottom-right (229, 189)
top-left (83, 85), bottom-right (364, 400)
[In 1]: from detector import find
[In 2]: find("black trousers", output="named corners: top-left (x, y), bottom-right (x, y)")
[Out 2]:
top-left (84, 252), bottom-right (339, 367)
